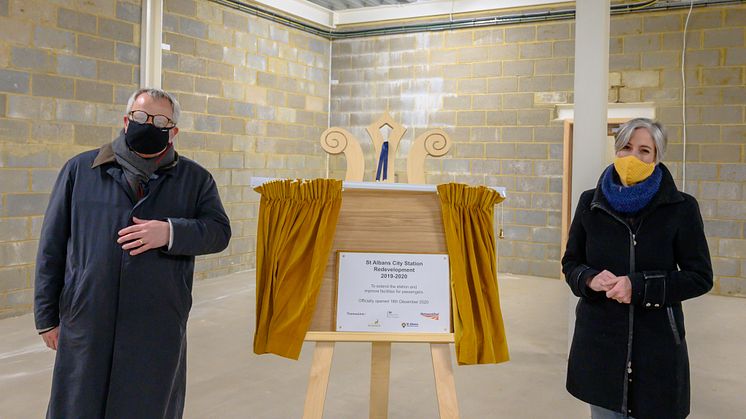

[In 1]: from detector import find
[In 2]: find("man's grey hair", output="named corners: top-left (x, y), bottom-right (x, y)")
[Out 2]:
top-left (614, 117), bottom-right (667, 163)
top-left (125, 88), bottom-right (181, 125)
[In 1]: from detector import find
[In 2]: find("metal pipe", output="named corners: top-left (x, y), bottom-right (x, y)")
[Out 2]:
top-left (209, 0), bottom-right (744, 40)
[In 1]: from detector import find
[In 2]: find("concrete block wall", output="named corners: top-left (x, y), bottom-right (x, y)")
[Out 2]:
top-left (330, 4), bottom-right (746, 296)
top-left (609, 6), bottom-right (746, 296)
top-left (0, 0), bottom-right (141, 318)
top-left (0, 1), bottom-right (743, 318)
top-left (330, 23), bottom-right (574, 280)
top-left (0, 0), bottom-right (330, 318)
top-left (160, 0), bottom-right (330, 279)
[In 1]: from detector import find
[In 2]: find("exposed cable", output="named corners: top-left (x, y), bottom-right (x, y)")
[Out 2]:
top-left (681, 0), bottom-right (695, 193)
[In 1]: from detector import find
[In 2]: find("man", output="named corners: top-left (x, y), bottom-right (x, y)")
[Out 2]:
top-left (34, 88), bottom-right (231, 418)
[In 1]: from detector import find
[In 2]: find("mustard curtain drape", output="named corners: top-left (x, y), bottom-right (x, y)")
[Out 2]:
top-left (437, 183), bottom-right (509, 365)
top-left (253, 179), bottom-right (342, 359)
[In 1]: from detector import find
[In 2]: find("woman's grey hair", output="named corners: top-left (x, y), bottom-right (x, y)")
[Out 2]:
top-left (125, 88), bottom-right (181, 125)
top-left (614, 117), bottom-right (667, 163)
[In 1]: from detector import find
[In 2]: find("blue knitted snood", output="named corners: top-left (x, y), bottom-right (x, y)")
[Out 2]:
top-left (600, 164), bottom-right (662, 214)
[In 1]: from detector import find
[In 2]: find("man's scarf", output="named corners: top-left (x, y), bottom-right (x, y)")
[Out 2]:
top-left (111, 132), bottom-right (176, 200)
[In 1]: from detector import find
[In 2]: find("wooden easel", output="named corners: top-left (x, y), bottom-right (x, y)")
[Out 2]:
top-left (302, 334), bottom-right (458, 419)
top-left (300, 187), bottom-right (460, 419)
top-left (305, 113), bottom-right (508, 418)
top-left (311, 114), bottom-right (458, 418)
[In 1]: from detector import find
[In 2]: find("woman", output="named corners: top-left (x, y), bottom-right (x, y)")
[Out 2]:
top-left (562, 118), bottom-right (713, 419)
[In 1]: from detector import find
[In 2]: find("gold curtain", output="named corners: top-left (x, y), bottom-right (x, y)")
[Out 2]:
top-left (253, 179), bottom-right (342, 359)
top-left (437, 183), bottom-right (509, 365)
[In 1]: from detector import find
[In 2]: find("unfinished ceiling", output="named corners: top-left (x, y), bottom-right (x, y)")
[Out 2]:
top-left (305, 0), bottom-right (419, 11)
top-left (217, 0), bottom-right (739, 38)
top-left (249, 0), bottom-right (573, 28)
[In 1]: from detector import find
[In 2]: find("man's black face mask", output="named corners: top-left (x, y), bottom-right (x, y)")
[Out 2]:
top-left (125, 121), bottom-right (170, 155)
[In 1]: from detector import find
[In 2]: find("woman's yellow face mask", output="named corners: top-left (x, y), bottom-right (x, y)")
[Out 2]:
top-left (614, 127), bottom-right (657, 186)
top-left (614, 155), bottom-right (655, 186)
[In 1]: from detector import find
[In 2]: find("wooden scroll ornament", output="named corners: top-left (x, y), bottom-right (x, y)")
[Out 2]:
top-left (407, 129), bottom-right (452, 184)
top-left (320, 127), bottom-right (365, 182)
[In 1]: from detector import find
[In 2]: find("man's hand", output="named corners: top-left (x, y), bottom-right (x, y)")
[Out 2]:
top-left (606, 275), bottom-right (632, 304)
top-left (41, 327), bottom-right (60, 350)
top-left (587, 270), bottom-right (620, 292)
top-left (117, 217), bottom-right (170, 256)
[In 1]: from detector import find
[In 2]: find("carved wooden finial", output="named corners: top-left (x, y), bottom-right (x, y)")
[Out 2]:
top-left (321, 113), bottom-right (451, 184)
top-left (367, 112), bottom-right (406, 183)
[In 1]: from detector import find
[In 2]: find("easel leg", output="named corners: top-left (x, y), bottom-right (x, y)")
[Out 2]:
top-left (303, 341), bottom-right (335, 419)
top-left (369, 341), bottom-right (392, 419)
top-left (431, 343), bottom-right (460, 419)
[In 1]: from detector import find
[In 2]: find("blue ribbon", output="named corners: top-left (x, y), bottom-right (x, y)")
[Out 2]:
top-left (375, 141), bottom-right (389, 181)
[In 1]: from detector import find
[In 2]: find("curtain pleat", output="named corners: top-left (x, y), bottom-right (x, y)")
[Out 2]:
top-left (437, 183), bottom-right (509, 365)
top-left (253, 179), bottom-right (342, 359)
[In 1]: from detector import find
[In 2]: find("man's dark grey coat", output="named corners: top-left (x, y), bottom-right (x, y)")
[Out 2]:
top-left (35, 144), bottom-right (231, 418)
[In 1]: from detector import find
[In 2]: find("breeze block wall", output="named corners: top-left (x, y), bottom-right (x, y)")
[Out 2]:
top-left (0, 0), bottom-right (141, 318)
top-left (0, 0), bottom-right (331, 318)
top-left (160, 0), bottom-right (330, 280)
top-left (329, 4), bottom-right (746, 296)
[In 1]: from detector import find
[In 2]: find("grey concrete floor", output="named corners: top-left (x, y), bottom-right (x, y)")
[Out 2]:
top-left (1, 272), bottom-right (744, 418)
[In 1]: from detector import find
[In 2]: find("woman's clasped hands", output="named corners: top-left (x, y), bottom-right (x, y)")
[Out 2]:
top-left (587, 270), bottom-right (632, 304)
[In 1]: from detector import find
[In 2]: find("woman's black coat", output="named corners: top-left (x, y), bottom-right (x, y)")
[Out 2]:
top-left (562, 163), bottom-right (712, 419)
